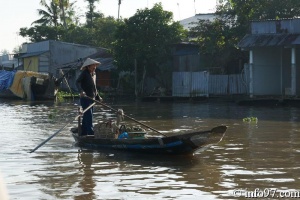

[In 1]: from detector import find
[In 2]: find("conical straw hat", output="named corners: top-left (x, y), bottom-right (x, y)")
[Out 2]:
top-left (80, 58), bottom-right (100, 70)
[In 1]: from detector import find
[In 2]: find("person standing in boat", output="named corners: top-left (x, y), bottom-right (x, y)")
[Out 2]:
top-left (76, 58), bottom-right (102, 136)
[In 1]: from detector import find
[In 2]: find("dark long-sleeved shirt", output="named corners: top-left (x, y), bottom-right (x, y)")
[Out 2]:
top-left (76, 69), bottom-right (97, 98)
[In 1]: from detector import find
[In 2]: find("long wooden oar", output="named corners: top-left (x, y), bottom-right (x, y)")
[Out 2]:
top-left (29, 102), bottom-right (96, 153)
top-left (87, 97), bottom-right (167, 137)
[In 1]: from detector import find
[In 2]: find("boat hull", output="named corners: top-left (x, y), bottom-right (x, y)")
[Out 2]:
top-left (0, 70), bottom-right (56, 100)
top-left (71, 126), bottom-right (227, 155)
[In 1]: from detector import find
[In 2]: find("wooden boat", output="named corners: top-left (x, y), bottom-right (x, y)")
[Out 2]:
top-left (0, 70), bottom-right (57, 100)
top-left (70, 125), bottom-right (227, 155)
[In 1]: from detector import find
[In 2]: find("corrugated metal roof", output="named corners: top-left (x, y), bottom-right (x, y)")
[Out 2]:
top-left (95, 57), bottom-right (116, 71)
top-left (179, 13), bottom-right (216, 30)
top-left (173, 48), bottom-right (199, 56)
top-left (250, 18), bottom-right (300, 34)
top-left (238, 33), bottom-right (300, 48)
top-left (19, 51), bottom-right (48, 58)
top-left (57, 56), bottom-right (115, 71)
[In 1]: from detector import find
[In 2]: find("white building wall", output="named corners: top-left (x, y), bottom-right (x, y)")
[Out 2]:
top-left (252, 47), bottom-right (282, 95)
top-left (242, 47), bottom-right (300, 97)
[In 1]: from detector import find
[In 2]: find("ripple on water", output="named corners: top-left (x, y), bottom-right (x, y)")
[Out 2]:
top-left (1, 101), bottom-right (300, 199)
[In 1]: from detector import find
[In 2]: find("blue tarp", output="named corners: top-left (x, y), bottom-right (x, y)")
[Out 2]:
top-left (0, 70), bottom-right (15, 90)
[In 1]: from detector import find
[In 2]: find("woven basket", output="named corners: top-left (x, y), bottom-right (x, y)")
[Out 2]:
top-left (94, 121), bottom-right (115, 139)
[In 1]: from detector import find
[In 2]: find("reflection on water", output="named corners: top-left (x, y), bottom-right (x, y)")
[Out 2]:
top-left (1, 99), bottom-right (300, 199)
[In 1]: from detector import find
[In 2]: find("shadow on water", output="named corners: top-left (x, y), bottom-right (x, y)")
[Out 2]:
top-left (91, 149), bottom-right (199, 166)
top-left (29, 148), bottom-right (212, 200)
top-left (76, 150), bottom-right (202, 198)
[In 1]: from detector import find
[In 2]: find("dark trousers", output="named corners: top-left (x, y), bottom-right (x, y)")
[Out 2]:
top-left (80, 97), bottom-right (94, 135)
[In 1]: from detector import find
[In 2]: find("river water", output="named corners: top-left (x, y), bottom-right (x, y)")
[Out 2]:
top-left (1, 98), bottom-right (300, 200)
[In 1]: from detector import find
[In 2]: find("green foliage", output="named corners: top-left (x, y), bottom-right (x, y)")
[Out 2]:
top-left (92, 16), bottom-right (121, 48)
top-left (57, 90), bottom-right (78, 98)
top-left (55, 91), bottom-right (66, 102)
top-left (55, 90), bottom-right (104, 101)
top-left (189, 0), bottom-right (300, 73)
top-left (243, 117), bottom-right (258, 122)
top-left (33, 0), bottom-right (60, 27)
top-left (218, 0), bottom-right (300, 24)
top-left (61, 25), bottom-right (95, 45)
top-left (55, 90), bottom-right (75, 102)
top-left (19, 0), bottom-right (82, 43)
top-left (35, 0), bottom-right (77, 29)
top-left (61, 17), bottom-right (120, 48)
top-left (190, 17), bottom-right (246, 72)
top-left (52, 0), bottom-right (72, 28)
top-left (19, 0), bottom-right (300, 80)
top-left (48, 108), bottom-right (58, 119)
top-left (114, 3), bottom-right (186, 70)
top-left (84, 0), bottom-right (103, 28)
top-left (20, 0), bottom-right (119, 48)
top-left (189, 18), bottom-right (244, 72)
top-left (19, 26), bottom-right (64, 42)
top-left (113, 3), bottom-right (187, 86)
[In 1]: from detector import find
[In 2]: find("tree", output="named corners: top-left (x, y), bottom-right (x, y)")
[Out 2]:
top-left (32, 0), bottom-right (60, 27)
top-left (113, 3), bottom-right (186, 93)
top-left (188, 0), bottom-right (300, 73)
top-left (64, 1), bottom-right (81, 26)
top-left (92, 16), bottom-right (120, 48)
top-left (84, 0), bottom-right (103, 28)
top-left (32, 0), bottom-right (77, 28)
top-left (20, 0), bottom-right (82, 43)
top-left (189, 17), bottom-right (244, 73)
top-left (61, 25), bottom-right (94, 45)
top-left (216, 0), bottom-right (300, 40)
top-left (13, 46), bottom-right (22, 54)
top-left (19, 26), bottom-right (64, 42)
top-left (53, 0), bottom-right (70, 29)
top-left (217, 0), bottom-right (300, 23)
top-left (0, 49), bottom-right (9, 55)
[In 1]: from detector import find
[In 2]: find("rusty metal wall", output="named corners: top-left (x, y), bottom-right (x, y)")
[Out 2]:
top-left (96, 71), bottom-right (111, 87)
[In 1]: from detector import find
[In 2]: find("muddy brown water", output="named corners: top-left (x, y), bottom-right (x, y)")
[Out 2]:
top-left (1, 98), bottom-right (300, 199)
